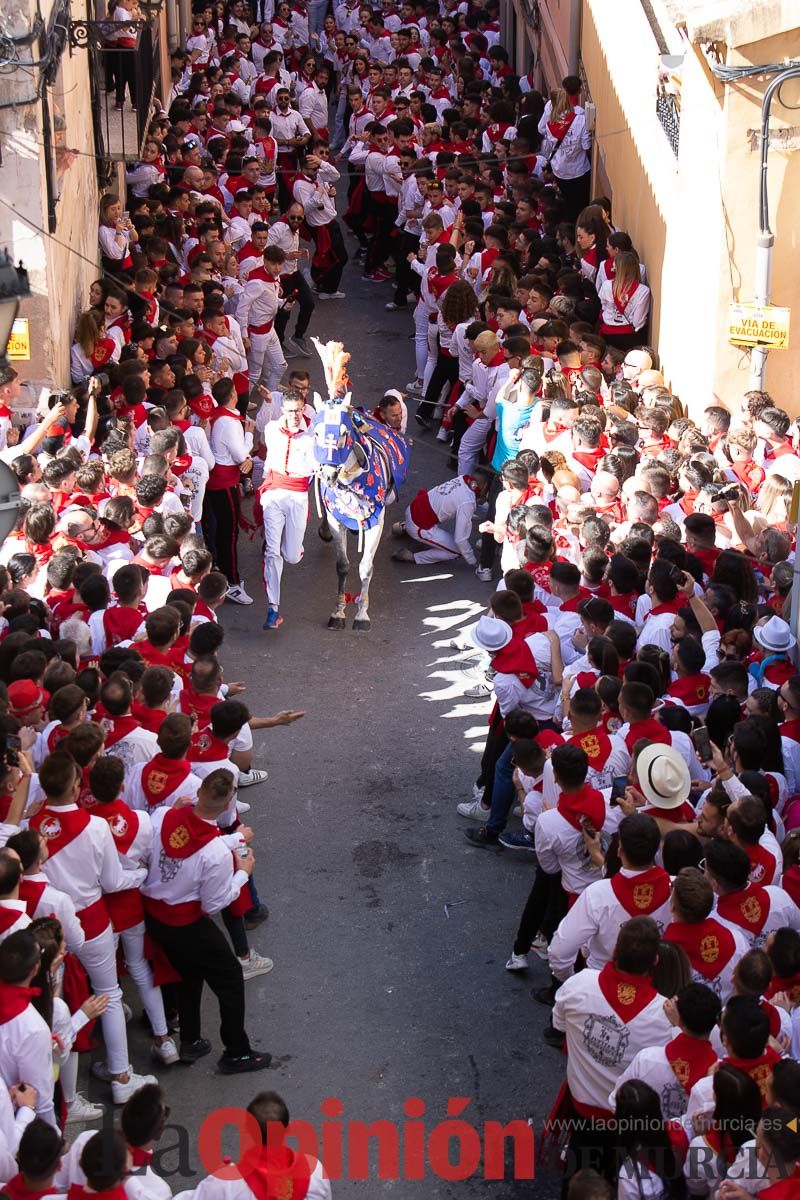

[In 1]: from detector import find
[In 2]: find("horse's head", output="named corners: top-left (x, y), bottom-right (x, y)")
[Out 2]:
top-left (312, 397), bottom-right (368, 486)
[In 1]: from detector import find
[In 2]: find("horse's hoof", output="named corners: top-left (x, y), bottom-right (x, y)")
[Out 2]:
top-left (318, 523), bottom-right (333, 543)
top-left (327, 616), bottom-right (346, 630)
top-left (352, 617), bottom-right (371, 632)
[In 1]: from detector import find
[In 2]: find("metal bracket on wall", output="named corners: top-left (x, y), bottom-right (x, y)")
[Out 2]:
top-left (67, 19), bottom-right (145, 50)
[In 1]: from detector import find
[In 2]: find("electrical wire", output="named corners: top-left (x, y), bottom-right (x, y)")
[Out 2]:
top-left (707, 58), bottom-right (800, 83)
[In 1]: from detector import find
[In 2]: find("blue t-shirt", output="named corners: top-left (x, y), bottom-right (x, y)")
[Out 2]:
top-left (491, 398), bottom-right (535, 471)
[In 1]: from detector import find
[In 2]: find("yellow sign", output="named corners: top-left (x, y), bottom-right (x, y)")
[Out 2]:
top-left (6, 318), bottom-right (30, 361)
top-left (727, 303), bottom-right (790, 349)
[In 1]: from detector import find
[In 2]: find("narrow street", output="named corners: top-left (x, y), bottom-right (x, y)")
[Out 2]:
top-left (116, 258), bottom-right (559, 1196)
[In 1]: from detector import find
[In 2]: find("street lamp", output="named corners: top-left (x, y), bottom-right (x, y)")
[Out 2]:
top-left (0, 249), bottom-right (30, 380)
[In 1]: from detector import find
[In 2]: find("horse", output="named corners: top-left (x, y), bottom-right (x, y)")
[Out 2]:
top-left (310, 339), bottom-right (410, 631)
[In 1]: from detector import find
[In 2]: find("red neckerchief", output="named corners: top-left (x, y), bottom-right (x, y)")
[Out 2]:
top-left (623, 717), bottom-right (671, 753)
top-left (666, 673), bottom-right (711, 706)
top-left (758, 1168), bottom-right (800, 1200)
top-left (102, 607), bottom-right (144, 646)
top-left (129, 1146), bottom-right (153, 1168)
top-left (2, 1175), bottom-right (58, 1200)
top-left (766, 971), bottom-right (800, 1004)
top-left (131, 703), bottom-right (167, 734)
top-left (784, 864), bottom-right (800, 908)
top-left (691, 546), bottom-right (721, 576)
top-left (239, 1144), bottom-right (312, 1200)
top-left (29, 805), bottom-right (90, 857)
top-left (160, 805), bottom-right (220, 860)
top-left (179, 687), bottom-right (217, 729)
top-left (102, 714), bottom-right (140, 747)
top-left (721, 1047), bottom-right (781, 1102)
top-left (597, 962), bottom-right (657, 1023)
top-left (68, 1186), bottom-right (128, 1200)
top-left (559, 587), bottom-right (591, 613)
top-left (664, 1033), bottom-right (717, 1093)
top-left (491, 637), bottom-right (538, 687)
top-left (0, 981), bottom-right (39, 1025)
top-left (612, 278), bottom-right (639, 318)
top-left (98, 798), bottom-right (139, 854)
top-left (645, 597), bottom-right (683, 620)
top-left (609, 590), bottom-right (638, 620)
top-left (556, 783), bottom-right (605, 832)
top-left (741, 840), bottom-right (776, 886)
top-left (716, 883), bottom-right (772, 935)
top-left (187, 729), bottom-right (230, 764)
top-left (18, 878), bottom-right (46, 917)
top-left (663, 918), bottom-right (737, 979)
top-left (610, 865), bottom-right (671, 916)
top-left (572, 447), bottom-right (604, 473)
top-left (515, 608), bottom-right (547, 636)
top-left (568, 727), bottom-right (613, 769)
top-left (0, 905), bottom-right (25, 935)
top-left (643, 800), bottom-right (697, 823)
top-left (46, 723), bottom-right (73, 753)
top-left (141, 755), bottom-right (192, 807)
top-left (730, 460), bottom-right (765, 493)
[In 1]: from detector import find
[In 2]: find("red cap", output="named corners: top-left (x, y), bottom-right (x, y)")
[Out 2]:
top-left (189, 396), bottom-right (214, 420)
top-left (7, 680), bottom-right (46, 719)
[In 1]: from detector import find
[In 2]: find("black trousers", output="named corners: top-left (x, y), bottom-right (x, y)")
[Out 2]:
top-left (554, 170), bottom-right (591, 224)
top-left (115, 50), bottom-right (136, 105)
top-left (417, 351), bottom-right (458, 420)
top-left (313, 219), bottom-right (348, 293)
top-left (479, 477), bottom-right (503, 569)
top-left (275, 270), bottom-right (315, 341)
top-left (144, 914), bottom-right (250, 1057)
top-left (477, 724), bottom-right (507, 806)
top-left (512, 867), bottom-right (567, 955)
top-left (365, 200), bottom-right (398, 274)
top-left (449, 408), bottom-right (468, 469)
top-left (202, 485), bottom-right (241, 586)
top-left (392, 233), bottom-right (419, 305)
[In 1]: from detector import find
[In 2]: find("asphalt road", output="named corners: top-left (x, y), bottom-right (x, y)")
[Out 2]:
top-left (93, 246), bottom-right (564, 1197)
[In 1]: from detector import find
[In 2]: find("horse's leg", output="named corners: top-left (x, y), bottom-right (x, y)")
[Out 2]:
top-left (318, 509), bottom-right (333, 543)
top-left (353, 511), bottom-right (384, 631)
top-left (328, 514), bottom-right (349, 630)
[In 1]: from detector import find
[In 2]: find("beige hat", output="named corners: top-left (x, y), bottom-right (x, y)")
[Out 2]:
top-left (636, 743), bottom-right (691, 810)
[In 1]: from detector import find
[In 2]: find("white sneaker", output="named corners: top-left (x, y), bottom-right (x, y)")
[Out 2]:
top-left (226, 584), bottom-right (254, 605)
top-left (475, 567), bottom-right (493, 583)
top-left (240, 950), bottom-right (274, 980)
top-left (456, 796), bottom-right (491, 820)
top-left (530, 933), bottom-right (549, 961)
top-left (436, 427), bottom-right (450, 442)
top-left (66, 1093), bottom-right (104, 1123)
top-left (318, 291), bottom-right (346, 300)
top-left (406, 378), bottom-right (423, 393)
top-left (236, 800), bottom-right (251, 813)
top-left (111, 1070), bottom-right (158, 1105)
top-left (238, 768), bottom-right (268, 787)
top-left (464, 682), bottom-right (490, 698)
top-left (151, 1037), bottom-right (179, 1065)
top-left (505, 953), bottom-right (529, 971)
top-left (472, 782), bottom-right (484, 801)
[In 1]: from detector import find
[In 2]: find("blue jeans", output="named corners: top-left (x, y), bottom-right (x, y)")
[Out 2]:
top-left (307, 0), bottom-right (328, 37)
top-left (487, 742), bottom-right (516, 836)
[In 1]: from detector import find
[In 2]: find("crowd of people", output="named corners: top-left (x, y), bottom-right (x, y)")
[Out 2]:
top-left (0, 0), bottom-right (798, 1196)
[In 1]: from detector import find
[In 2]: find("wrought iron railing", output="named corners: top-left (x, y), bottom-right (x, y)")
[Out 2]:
top-left (656, 87), bottom-right (680, 156)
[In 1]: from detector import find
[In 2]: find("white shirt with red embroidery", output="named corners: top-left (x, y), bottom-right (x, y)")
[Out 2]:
top-left (548, 867), bottom-right (673, 979)
top-left (125, 765), bottom-right (203, 815)
top-left (610, 1034), bottom-right (716, 1120)
top-left (36, 804), bottom-right (143, 916)
top-left (552, 967), bottom-right (674, 1113)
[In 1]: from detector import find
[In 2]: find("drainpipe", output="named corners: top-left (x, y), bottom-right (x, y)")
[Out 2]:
top-left (567, 0), bottom-right (581, 75)
top-left (750, 64), bottom-right (800, 390)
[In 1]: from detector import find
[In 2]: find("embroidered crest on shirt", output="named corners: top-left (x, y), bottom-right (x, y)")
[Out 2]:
top-left (700, 935), bottom-right (720, 964)
top-left (741, 896), bottom-right (763, 926)
top-left (158, 847), bottom-right (181, 884)
top-left (633, 884), bottom-right (654, 910)
top-left (617, 982), bottom-right (636, 1006)
top-left (109, 814), bottom-right (129, 839)
top-left (39, 816), bottom-right (62, 840)
top-left (146, 771), bottom-right (169, 796)
top-left (582, 1014), bottom-right (630, 1067)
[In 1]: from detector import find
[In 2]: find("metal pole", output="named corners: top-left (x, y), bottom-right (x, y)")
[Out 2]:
top-left (749, 65), bottom-right (800, 391)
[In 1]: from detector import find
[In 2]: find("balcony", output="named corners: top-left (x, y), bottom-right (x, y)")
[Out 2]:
top-left (69, 0), bottom-right (163, 169)
top-left (657, 54), bottom-right (683, 156)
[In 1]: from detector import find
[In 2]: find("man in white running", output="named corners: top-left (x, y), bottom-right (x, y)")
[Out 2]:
top-left (259, 392), bottom-right (316, 629)
top-left (392, 468), bottom-right (491, 566)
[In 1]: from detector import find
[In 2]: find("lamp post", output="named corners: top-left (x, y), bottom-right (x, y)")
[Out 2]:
top-left (0, 250), bottom-right (30, 380)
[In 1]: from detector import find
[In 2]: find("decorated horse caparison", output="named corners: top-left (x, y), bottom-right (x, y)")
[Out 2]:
top-left (310, 339), bottom-right (410, 631)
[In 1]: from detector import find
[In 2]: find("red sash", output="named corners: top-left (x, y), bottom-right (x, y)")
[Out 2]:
top-left (140, 755), bottom-right (192, 807)
top-left (103, 607), bottom-right (144, 647)
top-left (409, 488), bottom-right (438, 531)
top-left (30, 806), bottom-right (90, 856)
top-left (716, 883), bottom-right (772, 935)
top-left (667, 674), bottom-right (710, 707)
top-left (568, 728), bottom-right (613, 770)
top-left (624, 718), bottom-right (671, 753)
top-left (98, 798), bottom-right (139, 855)
top-left (240, 1145), bottom-right (312, 1200)
top-left (556, 783), bottom-right (605, 832)
top-left (103, 715), bottom-right (139, 747)
top-left (160, 805), bottom-right (220, 860)
top-left (664, 1032), bottom-right (717, 1093)
top-left (722, 1048), bottom-right (781, 1103)
top-left (597, 962), bottom-right (657, 1022)
top-left (610, 866), bottom-right (671, 916)
top-left (18, 878), bottom-right (46, 917)
top-left (663, 918), bottom-right (737, 979)
top-left (0, 981), bottom-right (38, 1025)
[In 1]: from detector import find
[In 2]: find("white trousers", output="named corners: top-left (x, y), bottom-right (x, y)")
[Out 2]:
top-left (118, 922), bottom-right (167, 1038)
top-left (457, 416), bottom-right (491, 476)
top-left (414, 303), bottom-right (433, 383)
top-left (78, 925), bottom-right (129, 1074)
top-left (262, 489), bottom-right (309, 606)
top-left (247, 328), bottom-right (286, 392)
top-left (405, 507), bottom-right (461, 563)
